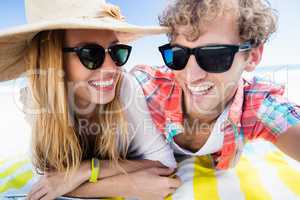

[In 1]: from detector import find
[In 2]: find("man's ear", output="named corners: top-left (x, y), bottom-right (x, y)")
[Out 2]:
top-left (244, 44), bottom-right (264, 72)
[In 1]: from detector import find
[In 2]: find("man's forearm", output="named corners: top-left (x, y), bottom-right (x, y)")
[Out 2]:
top-left (275, 125), bottom-right (300, 162)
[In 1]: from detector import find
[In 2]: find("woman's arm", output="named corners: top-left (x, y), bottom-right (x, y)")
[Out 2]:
top-left (66, 167), bottom-right (180, 200)
top-left (27, 159), bottom-right (168, 200)
top-left (96, 159), bottom-right (165, 179)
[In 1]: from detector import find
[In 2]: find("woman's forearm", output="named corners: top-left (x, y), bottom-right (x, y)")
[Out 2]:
top-left (65, 173), bottom-right (132, 198)
top-left (67, 160), bottom-right (167, 198)
top-left (100, 159), bottom-right (163, 178)
top-left (66, 166), bottom-right (179, 199)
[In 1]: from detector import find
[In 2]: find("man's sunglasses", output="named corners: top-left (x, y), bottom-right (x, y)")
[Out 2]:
top-left (63, 43), bottom-right (132, 70)
top-left (158, 41), bottom-right (252, 73)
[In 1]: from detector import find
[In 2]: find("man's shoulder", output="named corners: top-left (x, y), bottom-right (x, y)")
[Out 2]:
top-left (130, 65), bottom-right (177, 97)
top-left (243, 76), bottom-right (285, 96)
top-left (241, 77), bottom-right (300, 136)
top-left (241, 76), bottom-right (287, 117)
top-left (131, 65), bottom-right (175, 83)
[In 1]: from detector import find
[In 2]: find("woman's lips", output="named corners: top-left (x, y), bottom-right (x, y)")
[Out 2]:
top-left (88, 79), bottom-right (114, 91)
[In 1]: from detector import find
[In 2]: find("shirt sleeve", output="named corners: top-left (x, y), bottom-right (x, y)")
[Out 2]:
top-left (254, 94), bottom-right (300, 142)
top-left (131, 65), bottom-right (184, 143)
top-left (131, 66), bottom-right (166, 133)
top-left (120, 73), bottom-right (177, 169)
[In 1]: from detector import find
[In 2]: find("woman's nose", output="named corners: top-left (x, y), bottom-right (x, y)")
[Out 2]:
top-left (100, 52), bottom-right (117, 71)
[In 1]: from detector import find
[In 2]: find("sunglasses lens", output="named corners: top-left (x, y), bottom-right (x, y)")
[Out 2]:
top-left (196, 47), bottom-right (236, 73)
top-left (79, 45), bottom-right (105, 70)
top-left (162, 48), bottom-right (173, 66)
top-left (110, 45), bottom-right (132, 66)
top-left (160, 45), bottom-right (188, 70)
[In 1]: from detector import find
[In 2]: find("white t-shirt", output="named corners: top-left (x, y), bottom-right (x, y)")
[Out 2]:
top-left (171, 106), bottom-right (229, 156)
top-left (120, 73), bottom-right (177, 168)
top-left (20, 73), bottom-right (177, 169)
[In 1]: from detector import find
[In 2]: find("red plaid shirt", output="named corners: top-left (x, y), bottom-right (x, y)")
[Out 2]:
top-left (132, 65), bottom-right (300, 170)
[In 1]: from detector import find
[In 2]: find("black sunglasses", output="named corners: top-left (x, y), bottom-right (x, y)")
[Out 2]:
top-left (63, 43), bottom-right (132, 70)
top-left (159, 41), bottom-right (252, 73)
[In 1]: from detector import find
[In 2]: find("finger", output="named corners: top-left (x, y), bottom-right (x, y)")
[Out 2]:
top-left (168, 177), bottom-right (182, 188)
top-left (154, 167), bottom-right (174, 176)
top-left (40, 193), bottom-right (54, 200)
top-left (30, 187), bottom-right (48, 200)
top-left (31, 180), bottom-right (43, 191)
top-left (166, 188), bottom-right (177, 196)
top-left (27, 180), bottom-right (44, 198)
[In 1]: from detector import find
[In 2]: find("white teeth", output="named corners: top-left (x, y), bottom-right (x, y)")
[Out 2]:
top-left (187, 82), bottom-right (214, 95)
top-left (90, 79), bottom-right (113, 87)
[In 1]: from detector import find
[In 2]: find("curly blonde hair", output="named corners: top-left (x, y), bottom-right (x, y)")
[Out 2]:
top-left (159, 0), bottom-right (278, 47)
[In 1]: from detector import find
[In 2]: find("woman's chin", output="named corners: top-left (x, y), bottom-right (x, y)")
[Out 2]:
top-left (91, 93), bottom-right (116, 105)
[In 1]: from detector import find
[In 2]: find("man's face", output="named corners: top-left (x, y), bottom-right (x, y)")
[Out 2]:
top-left (172, 13), bottom-right (259, 120)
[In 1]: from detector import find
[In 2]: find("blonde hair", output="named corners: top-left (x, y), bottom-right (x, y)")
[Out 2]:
top-left (25, 30), bottom-right (128, 174)
top-left (159, 0), bottom-right (278, 46)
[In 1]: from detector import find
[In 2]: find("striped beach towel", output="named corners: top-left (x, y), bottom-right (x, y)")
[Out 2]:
top-left (1, 140), bottom-right (300, 199)
top-left (168, 140), bottom-right (300, 200)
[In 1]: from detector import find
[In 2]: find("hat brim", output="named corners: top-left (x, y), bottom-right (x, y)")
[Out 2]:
top-left (0, 17), bottom-right (168, 82)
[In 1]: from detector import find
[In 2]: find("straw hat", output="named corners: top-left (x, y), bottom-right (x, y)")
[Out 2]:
top-left (0, 0), bottom-right (168, 82)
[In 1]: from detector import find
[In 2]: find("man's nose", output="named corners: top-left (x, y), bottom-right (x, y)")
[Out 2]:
top-left (183, 55), bottom-right (207, 83)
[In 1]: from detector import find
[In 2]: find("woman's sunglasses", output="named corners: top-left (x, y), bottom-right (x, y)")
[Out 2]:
top-left (63, 43), bottom-right (132, 70)
top-left (158, 41), bottom-right (252, 73)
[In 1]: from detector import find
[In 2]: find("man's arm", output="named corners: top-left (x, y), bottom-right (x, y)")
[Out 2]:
top-left (274, 124), bottom-right (300, 162)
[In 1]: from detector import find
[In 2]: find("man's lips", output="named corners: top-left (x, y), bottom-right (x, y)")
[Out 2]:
top-left (186, 81), bottom-right (215, 96)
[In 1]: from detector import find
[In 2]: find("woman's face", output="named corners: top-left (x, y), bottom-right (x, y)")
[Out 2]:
top-left (64, 29), bottom-right (122, 109)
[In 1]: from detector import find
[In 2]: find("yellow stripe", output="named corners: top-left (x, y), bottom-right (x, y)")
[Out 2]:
top-left (265, 151), bottom-right (300, 196)
top-left (235, 156), bottom-right (272, 200)
top-left (0, 170), bottom-right (33, 193)
top-left (165, 194), bottom-right (172, 200)
top-left (0, 159), bottom-right (29, 179)
top-left (193, 156), bottom-right (220, 200)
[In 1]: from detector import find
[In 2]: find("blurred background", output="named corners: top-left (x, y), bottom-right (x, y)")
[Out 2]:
top-left (0, 0), bottom-right (299, 158)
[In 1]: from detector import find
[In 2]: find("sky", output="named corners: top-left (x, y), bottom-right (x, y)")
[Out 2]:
top-left (0, 0), bottom-right (299, 158)
top-left (0, 0), bottom-right (299, 68)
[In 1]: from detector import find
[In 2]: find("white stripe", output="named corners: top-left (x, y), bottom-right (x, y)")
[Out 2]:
top-left (216, 169), bottom-right (245, 200)
top-left (245, 152), bottom-right (300, 200)
top-left (172, 157), bottom-right (196, 200)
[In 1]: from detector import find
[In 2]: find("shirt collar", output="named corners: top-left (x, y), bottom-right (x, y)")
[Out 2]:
top-left (227, 79), bottom-right (245, 127)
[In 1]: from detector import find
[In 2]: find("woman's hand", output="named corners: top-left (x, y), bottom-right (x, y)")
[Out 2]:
top-left (27, 161), bottom-right (91, 200)
top-left (124, 167), bottom-right (182, 200)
